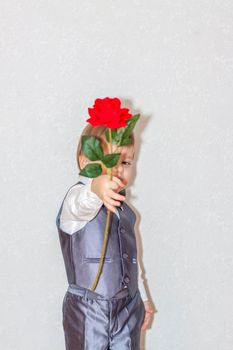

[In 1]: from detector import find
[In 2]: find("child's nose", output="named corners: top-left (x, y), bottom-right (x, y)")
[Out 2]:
top-left (113, 163), bottom-right (123, 175)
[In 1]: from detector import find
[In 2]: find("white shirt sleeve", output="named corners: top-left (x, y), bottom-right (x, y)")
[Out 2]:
top-left (59, 179), bottom-right (103, 234)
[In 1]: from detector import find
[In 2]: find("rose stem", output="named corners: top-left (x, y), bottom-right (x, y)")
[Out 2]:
top-left (91, 128), bottom-right (113, 291)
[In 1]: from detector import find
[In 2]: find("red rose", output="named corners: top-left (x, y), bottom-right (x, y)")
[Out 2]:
top-left (86, 97), bottom-right (132, 128)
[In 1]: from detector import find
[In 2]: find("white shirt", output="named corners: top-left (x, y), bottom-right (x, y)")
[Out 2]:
top-left (59, 174), bottom-right (148, 301)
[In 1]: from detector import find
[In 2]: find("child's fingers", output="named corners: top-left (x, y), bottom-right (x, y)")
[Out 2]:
top-left (104, 197), bottom-right (121, 208)
top-left (141, 313), bottom-right (151, 330)
top-left (111, 176), bottom-right (125, 189)
top-left (108, 189), bottom-right (126, 202)
top-left (104, 202), bottom-right (117, 214)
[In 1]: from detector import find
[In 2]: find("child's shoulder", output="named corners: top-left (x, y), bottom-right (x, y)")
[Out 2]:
top-left (64, 175), bottom-right (90, 196)
top-left (58, 177), bottom-right (88, 209)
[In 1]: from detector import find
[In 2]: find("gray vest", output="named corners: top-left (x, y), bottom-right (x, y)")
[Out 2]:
top-left (56, 181), bottom-right (138, 299)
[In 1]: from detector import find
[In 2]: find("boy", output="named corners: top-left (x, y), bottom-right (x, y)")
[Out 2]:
top-left (56, 125), bottom-right (153, 349)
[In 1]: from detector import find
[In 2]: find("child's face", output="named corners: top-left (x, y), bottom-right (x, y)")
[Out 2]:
top-left (102, 143), bottom-right (135, 188)
top-left (79, 142), bottom-right (135, 189)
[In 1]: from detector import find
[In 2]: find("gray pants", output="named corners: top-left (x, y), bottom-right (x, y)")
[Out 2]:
top-left (62, 286), bottom-right (145, 349)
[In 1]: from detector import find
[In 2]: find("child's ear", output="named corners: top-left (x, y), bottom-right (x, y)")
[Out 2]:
top-left (79, 154), bottom-right (89, 170)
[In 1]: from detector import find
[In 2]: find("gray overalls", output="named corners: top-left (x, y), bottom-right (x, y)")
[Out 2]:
top-left (56, 182), bottom-right (145, 349)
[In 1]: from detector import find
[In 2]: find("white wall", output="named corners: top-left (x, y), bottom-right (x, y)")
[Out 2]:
top-left (1, 1), bottom-right (233, 349)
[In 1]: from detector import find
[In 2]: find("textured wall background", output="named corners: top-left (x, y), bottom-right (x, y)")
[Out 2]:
top-left (0, 1), bottom-right (233, 349)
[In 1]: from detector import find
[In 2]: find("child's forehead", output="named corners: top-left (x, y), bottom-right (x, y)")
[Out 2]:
top-left (118, 145), bottom-right (135, 159)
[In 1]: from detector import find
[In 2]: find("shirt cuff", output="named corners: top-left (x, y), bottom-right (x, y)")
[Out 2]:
top-left (138, 264), bottom-right (149, 301)
top-left (138, 278), bottom-right (149, 302)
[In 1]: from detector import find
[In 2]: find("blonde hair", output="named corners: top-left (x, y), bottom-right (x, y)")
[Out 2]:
top-left (76, 124), bottom-right (135, 169)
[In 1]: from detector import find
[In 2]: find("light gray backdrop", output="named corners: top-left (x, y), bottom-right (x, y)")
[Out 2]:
top-left (0, 1), bottom-right (232, 349)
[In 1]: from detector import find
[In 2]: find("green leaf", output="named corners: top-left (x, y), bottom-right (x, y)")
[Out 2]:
top-left (79, 163), bottom-right (102, 178)
top-left (105, 128), bottom-right (120, 144)
top-left (105, 114), bottom-right (140, 146)
top-left (118, 137), bottom-right (132, 146)
top-left (118, 114), bottom-right (140, 146)
top-left (101, 153), bottom-right (121, 168)
top-left (81, 136), bottom-right (104, 161)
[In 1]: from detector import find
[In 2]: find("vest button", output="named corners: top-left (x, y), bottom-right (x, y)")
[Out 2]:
top-left (124, 276), bottom-right (130, 284)
top-left (123, 253), bottom-right (129, 259)
top-left (120, 227), bottom-right (126, 233)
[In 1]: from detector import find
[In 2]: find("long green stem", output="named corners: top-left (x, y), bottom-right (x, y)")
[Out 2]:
top-left (91, 128), bottom-right (113, 291)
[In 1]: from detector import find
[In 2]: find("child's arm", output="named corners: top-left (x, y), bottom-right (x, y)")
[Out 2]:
top-left (60, 175), bottom-right (126, 234)
top-left (138, 263), bottom-right (154, 330)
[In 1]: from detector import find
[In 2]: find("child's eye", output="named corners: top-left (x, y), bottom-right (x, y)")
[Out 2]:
top-left (122, 161), bottom-right (132, 166)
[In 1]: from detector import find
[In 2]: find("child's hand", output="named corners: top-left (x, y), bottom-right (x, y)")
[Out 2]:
top-left (141, 301), bottom-right (154, 331)
top-left (91, 174), bottom-right (126, 213)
